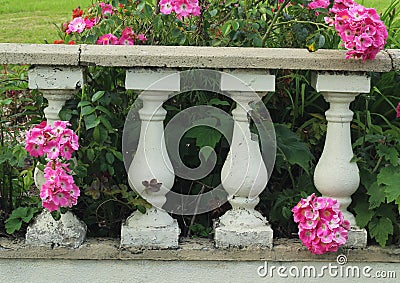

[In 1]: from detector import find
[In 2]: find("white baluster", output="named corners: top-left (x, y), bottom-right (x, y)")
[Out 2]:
top-left (122, 69), bottom-right (180, 248)
top-left (312, 72), bottom-right (369, 248)
top-left (214, 71), bottom-right (275, 248)
top-left (26, 66), bottom-right (87, 248)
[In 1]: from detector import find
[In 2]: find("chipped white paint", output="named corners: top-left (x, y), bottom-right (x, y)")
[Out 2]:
top-left (312, 72), bottom-right (370, 248)
top-left (220, 70), bottom-right (275, 92)
top-left (125, 68), bottom-right (180, 91)
top-left (28, 66), bottom-right (83, 90)
top-left (25, 210), bottom-right (86, 248)
top-left (122, 70), bottom-right (180, 248)
top-left (41, 90), bottom-right (75, 125)
top-left (215, 72), bottom-right (275, 248)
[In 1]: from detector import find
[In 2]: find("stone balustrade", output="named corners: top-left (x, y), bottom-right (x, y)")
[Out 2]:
top-left (1, 43), bottom-right (399, 250)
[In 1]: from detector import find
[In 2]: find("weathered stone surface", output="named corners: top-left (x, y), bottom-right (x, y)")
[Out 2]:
top-left (80, 45), bottom-right (393, 72)
top-left (345, 227), bottom-right (368, 248)
top-left (214, 210), bottom-right (273, 249)
top-left (387, 49), bottom-right (400, 70)
top-left (25, 211), bottom-right (87, 248)
top-left (125, 68), bottom-right (180, 91)
top-left (0, 43), bottom-right (395, 72)
top-left (1, 238), bottom-right (400, 263)
top-left (311, 72), bottom-right (371, 93)
top-left (220, 71), bottom-right (275, 92)
top-left (28, 66), bottom-right (83, 90)
top-left (121, 209), bottom-right (180, 249)
top-left (0, 43), bottom-right (80, 65)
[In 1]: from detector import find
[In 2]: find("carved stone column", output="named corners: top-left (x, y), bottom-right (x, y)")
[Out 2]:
top-left (26, 66), bottom-right (87, 248)
top-left (312, 72), bottom-right (370, 248)
top-left (121, 69), bottom-right (180, 248)
top-left (214, 71), bottom-right (275, 248)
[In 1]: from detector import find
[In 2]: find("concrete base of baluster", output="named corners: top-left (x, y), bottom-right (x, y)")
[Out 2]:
top-left (214, 209), bottom-right (273, 249)
top-left (344, 227), bottom-right (367, 248)
top-left (121, 207), bottom-right (180, 249)
top-left (26, 210), bottom-right (87, 248)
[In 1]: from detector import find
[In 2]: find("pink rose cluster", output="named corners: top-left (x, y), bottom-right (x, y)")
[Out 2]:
top-left (25, 121), bottom-right (80, 212)
top-left (307, 0), bottom-right (330, 10)
top-left (396, 102), bottom-right (400, 118)
top-left (292, 193), bottom-right (350, 254)
top-left (308, 0), bottom-right (388, 61)
top-left (96, 27), bottom-right (148, 45)
top-left (159, 0), bottom-right (201, 20)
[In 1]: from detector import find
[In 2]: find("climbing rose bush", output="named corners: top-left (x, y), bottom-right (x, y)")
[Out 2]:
top-left (159, 0), bottom-right (201, 19)
top-left (25, 121), bottom-right (80, 212)
top-left (55, 0), bottom-right (387, 62)
top-left (308, 0), bottom-right (388, 61)
top-left (292, 193), bottom-right (350, 254)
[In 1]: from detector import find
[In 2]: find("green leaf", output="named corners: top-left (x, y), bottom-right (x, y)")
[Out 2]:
top-left (396, 195), bottom-right (400, 214)
top-left (207, 98), bottom-right (230, 106)
top-left (92, 91), bottom-right (105, 103)
top-left (106, 152), bottom-right (115, 164)
top-left (353, 202), bottom-right (374, 228)
top-left (78, 101), bottom-right (91, 108)
top-left (137, 205), bottom-right (146, 214)
top-left (366, 181), bottom-right (386, 209)
top-left (81, 105), bottom-right (96, 116)
top-left (21, 208), bottom-right (38, 223)
top-left (5, 218), bottom-right (22, 234)
top-left (6, 207), bottom-right (30, 219)
top-left (221, 22), bottom-right (232, 36)
top-left (377, 166), bottom-right (400, 203)
top-left (4, 207), bottom-right (38, 234)
top-left (93, 125), bottom-right (108, 145)
top-left (0, 98), bottom-right (13, 105)
top-left (87, 148), bottom-right (95, 162)
top-left (231, 21), bottom-right (240, 31)
top-left (186, 126), bottom-right (221, 151)
top-left (84, 114), bottom-right (100, 130)
top-left (209, 9), bottom-right (218, 17)
top-left (376, 144), bottom-right (399, 166)
top-left (95, 105), bottom-right (112, 117)
top-left (74, 165), bottom-right (88, 178)
top-left (112, 150), bottom-right (123, 162)
top-left (275, 124), bottom-right (313, 172)
top-left (100, 116), bottom-right (114, 131)
top-left (368, 217), bottom-right (393, 247)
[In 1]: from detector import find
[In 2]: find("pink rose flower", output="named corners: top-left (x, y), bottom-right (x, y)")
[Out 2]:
top-left (160, 0), bottom-right (174, 14)
top-left (66, 17), bottom-right (86, 34)
top-left (99, 2), bottom-right (114, 16)
top-left (96, 33), bottom-right (119, 45)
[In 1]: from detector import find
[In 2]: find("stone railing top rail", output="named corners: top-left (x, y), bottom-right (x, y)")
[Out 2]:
top-left (0, 43), bottom-right (399, 72)
top-left (1, 238), bottom-right (399, 263)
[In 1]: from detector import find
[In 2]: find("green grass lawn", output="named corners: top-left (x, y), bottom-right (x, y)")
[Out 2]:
top-left (0, 0), bottom-right (397, 43)
top-left (0, 0), bottom-right (93, 43)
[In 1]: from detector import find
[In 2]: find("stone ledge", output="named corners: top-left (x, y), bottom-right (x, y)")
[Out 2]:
top-left (80, 45), bottom-right (393, 72)
top-left (0, 238), bottom-right (399, 263)
top-left (0, 43), bottom-right (80, 66)
top-left (0, 43), bottom-right (395, 72)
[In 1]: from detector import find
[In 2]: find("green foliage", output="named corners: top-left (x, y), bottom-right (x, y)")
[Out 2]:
top-left (0, 65), bottom-right (44, 230)
top-left (351, 70), bottom-right (400, 246)
top-left (189, 223), bottom-right (213, 238)
top-left (5, 207), bottom-right (39, 234)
